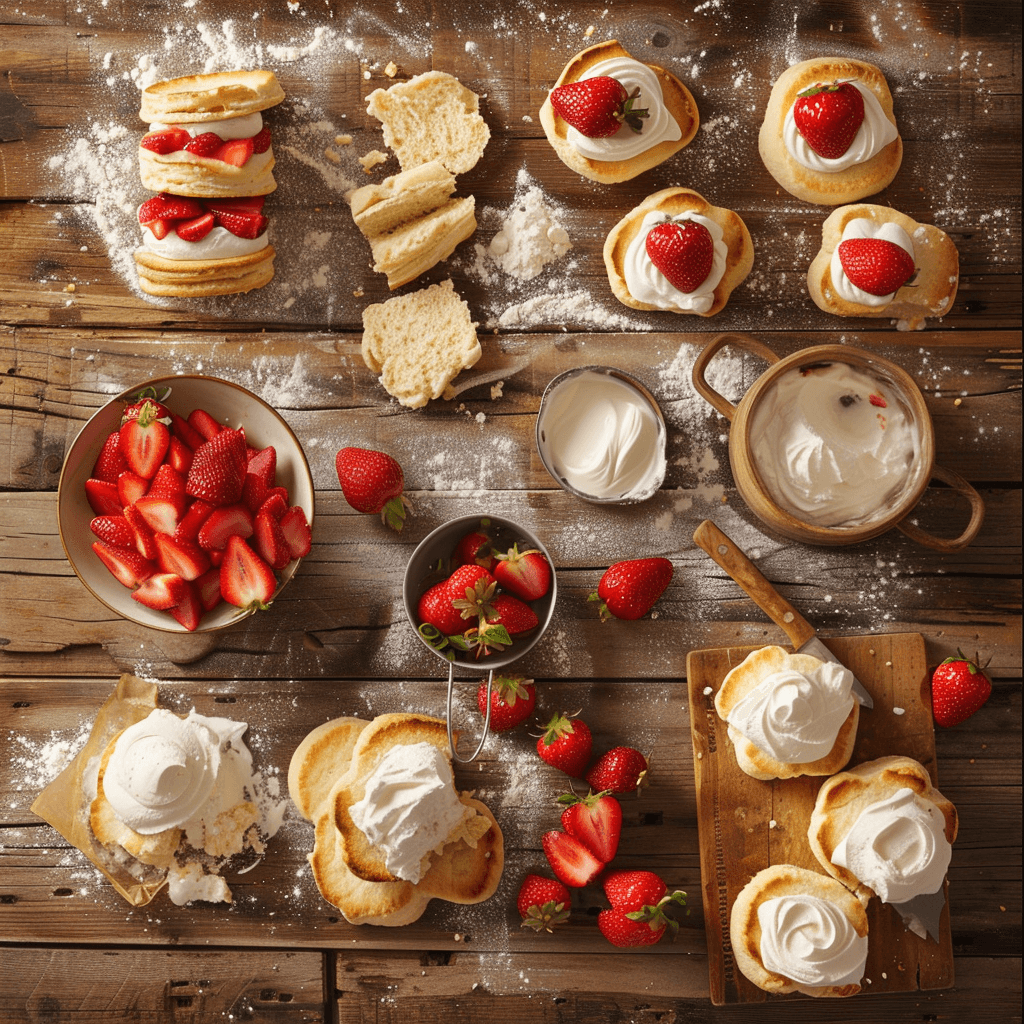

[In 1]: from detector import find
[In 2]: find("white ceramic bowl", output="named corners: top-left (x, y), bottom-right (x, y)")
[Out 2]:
top-left (57, 374), bottom-right (314, 633)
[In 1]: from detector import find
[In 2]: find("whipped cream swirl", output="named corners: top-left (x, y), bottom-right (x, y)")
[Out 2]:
top-left (830, 217), bottom-right (915, 307)
top-left (832, 787), bottom-right (952, 903)
top-left (758, 894), bottom-right (868, 988)
top-left (538, 370), bottom-right (665, 500)
top-left (349, 742), bottom-right (473, 883)
top-left (727, 658), bottom-right (854, 763)
top-left (103, 708), bottom-right (222, 834)
top-left (784, 79), bottom-right (897, 173)
top-left (749, 362), bottom-right (920, 527)
top-left (149, 112), bottom-right (264, 141)
top-left (623, 210), bottom-right (727, 312)
top-left (564, 56), bottom-right (681, 161)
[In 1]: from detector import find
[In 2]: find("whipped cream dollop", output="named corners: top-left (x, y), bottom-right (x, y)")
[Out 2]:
top-left (784, 79), bottom-right (897, 173)
top-left (149, 112), bottom-right (264, 141)
top-left (750, 362), bottom-right (920, 527)
top-left (538, 369), bottom-right (665, 500)
top-left (564, 56), bottom-right (681, 161)
top-left (623, 211), bottom-right (727, 312)
top-left (830, 217), bottom-right (916, 307)
top-left (832, 787), bottom-right (952, 903)
top-left (727, 658), bottom-right (855, 763)
top-left (349, 742), bottom-right (473, 884)
top-left (758, 894), bottom-right (868, 988)
top-left (140, 222), bottom-right (269, 261)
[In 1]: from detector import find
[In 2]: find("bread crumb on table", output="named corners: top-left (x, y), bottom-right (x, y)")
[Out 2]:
top-left (359, 150), bottom-right (388, 172)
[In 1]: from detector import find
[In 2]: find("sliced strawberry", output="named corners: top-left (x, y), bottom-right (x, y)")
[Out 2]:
top-left (187, 407), bottom-right (222, 442)
top-left (175, 211), bottom-right (216, 242)
top-left (154, 532), bottom-right (210, 581)
top-left (250, 126), bottom-right (272, 154)
top-left (118, 400), bottom-right (170, 480)
top-left (147, 463), bottom-right (187, 505)
top-left (246, 446), bottom-right (277, 485)
top-left (169, 581), bottom-right (203, 631)
top-left (220, 535), bottom-right (276, 610)
top-left (212, 137), bottom-right (254, 166)
top-left (134, 494), bottom-right (182, 536)
top-left (121, 395), bottom-right (170, 425)
top-left (131, 572), bottom-right (189, 611)
top-left (139, 127), bottom-right (190, 154)
top-left (214, 208), bottom-right (268, 239)
top-left (541, 831), bottom-right (605, 888)
top-left (90, 515), bottom-right (134, 548)
top-left (194, 567), bottom-right (223, 612)
top-left (183, 131), bottom-right (224, 157)
top-left (197, 503), bottom-right (254, 551)
top-left (123, 503), bottom-right (159, 560)
top-left (559, 791), bottom-right (622, 864)
top-left (241, 473), bottom-right (269, 514)
top-left (174, 498), bottom-right (216, 543)
top-left (186, 427), bottom-right (248, 506)
top-left (91, 540), bottom-right (156, 588)
top-left (92, 431), bottom-right (128, 483)
top-left (146, 218), bottom-right (172, 240)
top-left (138, 193), bottom-right (204, 224)
top-left (493, 544), bottom-right (551, 601)
top-left (258, 491), bottom-right (288, 520)
top-left (167, 435), bottom-right (194, 475)
top-left (254, 508), bottom-right (291, 570)
top-left (116, 470), bottom-right (148, 509)
top-left (170, 411), bottom-right (206, 452)
top-left (204, 196), bottom-right (266, 217)
top-left (84, 478), bottom-right (123, 517)
top-left (280, 505), bottom-right (312, 559)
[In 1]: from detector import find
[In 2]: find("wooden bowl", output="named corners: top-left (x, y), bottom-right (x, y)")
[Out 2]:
top-left (58, 374), bottom-right (314, 633)
top-left (692, 334), bottom-right (984, 550)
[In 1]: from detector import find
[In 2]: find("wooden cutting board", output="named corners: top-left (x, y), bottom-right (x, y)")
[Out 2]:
top-left (687, 632), bottom-right (955, 1005)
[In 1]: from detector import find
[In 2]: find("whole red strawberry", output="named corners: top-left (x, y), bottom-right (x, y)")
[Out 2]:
top-left (793, 81), bottom-right (865, 159)
top-left (453, 526), bottom-right (496, 570)
top-left (418, 564), bottom-right (496, 635)
top-left (837, 237), bottom-right (916, 297)
top-left (590, 557), bottom-right (673, 622)
top-left (598, 869), bottom-right (687, 948)
top-left (478, 675), bottom-right (536, 731)
top-left (558, 790), bottom-right (621, 864)
top-left (549, 75), bottom-right (649, 138)
top-left (645, 221), bottom-right (714, 294)
top-left (517, 874), bottom-right (571, 932)
top-left (586, 746), bottom-right (649, 795)
top-left (493, 544), bottom-right (552, 601)
top-left (536, 712), bottom-right (592, 778)
top-left (485, 593), bottom-right (540, 635)
top-left (335, 446), bottom-right (410, 531)
top-left (931, 650), bottom-right (992, 727)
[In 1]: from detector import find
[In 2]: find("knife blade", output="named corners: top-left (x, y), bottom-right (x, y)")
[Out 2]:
top-left (891, 888), bottom-right (946, 942)
top-left (692, 519), bottom-right (874, 708)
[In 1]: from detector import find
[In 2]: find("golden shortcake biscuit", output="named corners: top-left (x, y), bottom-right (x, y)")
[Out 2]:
top-left (731, 864), bottom-right (869, 998)
top-left (807, 204), bottom-right (959, 330)
top-left (291, 713), bottom-right (503, 927)
top-left (759, 57), bottom-right (902, 205)
top-left (133, 245), bottom-right (276, 298)
top-left (139, 148), bottom-right (277, 198)
top-left (808, 755), bottom-right (958, 901)
top-left (603, 187), bottom-right (752, 316)
top-left (714, 645), bottom-right (859, 780)
top-left (540, 39), bottom-right (698, 184)
top-left (139, 70), bottom-right (285, 124)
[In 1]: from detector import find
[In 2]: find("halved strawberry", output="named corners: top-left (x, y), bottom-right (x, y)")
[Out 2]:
top-left (118, 399), bottom-right (170, 479)
top-left (174, 498), bottom-right (216, 543)
top-left (134, 494), bottom-right (183, 536)
top-left (131, 572), bottom-right (189, 611)
top-left (167, 435), bottom-right (194, 475)
top-left (194, 567), bottom-right (223, 612)
top-left (220, 535), bottom-right (276, 610)
top-left (186, 427), bottom-right (248, 506)
top-left (138, 193), bottom-right (204, 224)
top-left (90, 515), bottom-right (134, 548)
top-left (559, 791), bottom-right (622, 864)
top-left (214, 208), bottom-right (268, 240)
top-left (139, 127), bottom-right (190, 154)
top-left (147, 463), bottom-right (186, 505)
top-left (169, 580), bottom-right (203, 631)
top-left (541, 830), bottom-right (605, 888)
top-left (123, 503), bottom-right (159, 560)
top-left (197, 504), bottom-right (254, 551)
top-left (213, 137), bottom-right (254, 166)
top-left (91, 540), bottom-right (156, 588)
top-left (246, 445), bottom-right (277, 485)
top-left (153, 532), bottom-right (210, 581)
top-left (116, 470), bottom-right (148, 508)
top-left (280, 505), bottom-right (312, 559)
top-left (183, 131), bottom-right (224, 157)
top-left (187, 407), bottom-right (222, 442)
top-left (121, 394), bottom-right (170, 425)
top-left (176, 211), bottom-right (216, 242)
top-left (258, 491), bottom-right (288, 520)
top-left (204, 196), bottom-right (266, 217)
top-left (254, 508), bottom-right (291, 570)
top-left (170, 412), bottom-right (206, 452)
top-left (84, 478), bottom-right (123, 517)
top-left (92, 431), bottom-right (128, 483)
top-left (145, 218), bottom-right (172, 240)
top-left (493, 544), bottom-right (551, 601)
top-left (250, 126), bottom-right (272, 154)
top-left (241, 473), bottom-right (269, 515)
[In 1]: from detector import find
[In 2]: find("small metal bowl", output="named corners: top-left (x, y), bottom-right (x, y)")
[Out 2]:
top-left (402, 513), bottom-right (557, 761)
top-left (536, 365), bottom-right (667, 504)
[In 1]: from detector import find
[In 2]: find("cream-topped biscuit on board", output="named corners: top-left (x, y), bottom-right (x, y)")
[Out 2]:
top-left (714, 645), bottom-right (859, 780)
top-left (807, 203), bottom-right (959, 330)
top-left (603, 187), bottom-right (752, 316)
top-left (759, 57), bottom-right (902, 205)
top-left (540, 40), bottom-right (698, 184)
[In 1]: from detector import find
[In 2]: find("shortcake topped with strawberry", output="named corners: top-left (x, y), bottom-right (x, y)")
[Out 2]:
top-left (759, 58), bottom-right (902, 205)
top-left (604, 187), bottom-right (753, 317)
top-left (138, 70), bottom-right (284, 197)
top-left (808, 204), bottom-right (959, 330)
top-left (540, 40), bottom-right (698, 183)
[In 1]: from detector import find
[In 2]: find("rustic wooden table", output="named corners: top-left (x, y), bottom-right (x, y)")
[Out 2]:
top-left (1, 1), bottom-right (1020, 1021)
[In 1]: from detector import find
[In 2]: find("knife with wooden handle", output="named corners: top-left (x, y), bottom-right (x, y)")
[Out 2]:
top-left (693, 519), bottom-right (873, 708)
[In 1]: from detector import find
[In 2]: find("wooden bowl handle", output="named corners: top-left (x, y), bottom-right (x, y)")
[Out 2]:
top-left (691, 333), bottom-right (780, 422)
top-left (895, 465), bottom-right (986, 551)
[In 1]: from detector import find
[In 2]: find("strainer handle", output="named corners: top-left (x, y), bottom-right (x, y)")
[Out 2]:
top-left (447, 664), bottom-right (492, 763)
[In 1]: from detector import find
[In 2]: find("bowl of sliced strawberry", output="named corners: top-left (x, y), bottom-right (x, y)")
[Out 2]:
top-left (58, 375), bottom-right (314, 633)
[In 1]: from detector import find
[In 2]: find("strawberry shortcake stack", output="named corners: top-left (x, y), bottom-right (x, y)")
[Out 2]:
top-left (134, 70), bottom-right (284, 297)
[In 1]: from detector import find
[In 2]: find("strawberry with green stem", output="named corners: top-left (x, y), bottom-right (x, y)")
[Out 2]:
top-left (493, 543), bottom-right (551, 601)
top-left (477, 675), bottom-right (536, 731)
top-left (590, 557), bottom-right (673, 622)
top-left (335, 446), bottom-right (411, 532)
top-left (586, 746), bottom-right (650, 795)
top-left (517, 874), bottom-right (571, 933)
top-left (536, 712), bottom-right (592, 779)
top-left (598, 869), bottom-right (687, 948)
top-left (931, 649), bottom-right (993, 727)
top-left (549, 76), bottom-right (649, 138)
top-left (793, 81), bottom-right (865, 159)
